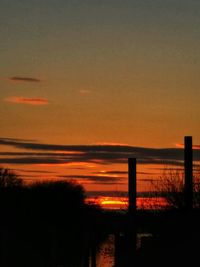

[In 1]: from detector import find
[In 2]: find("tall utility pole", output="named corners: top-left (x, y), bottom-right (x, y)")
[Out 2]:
top-left (127, 158), bottom-right (137, 267)
top-left (184, 136), bottom-right (193, 211)
top-left (128, 158), bottom-right (137, 214)
top-left (114, 158), bottom-right (137, 267)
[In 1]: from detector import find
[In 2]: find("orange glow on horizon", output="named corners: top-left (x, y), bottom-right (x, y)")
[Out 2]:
top-left (100, 197), bottom-right (127, 206)
top-left (86, 196), bottom-right (168, 210)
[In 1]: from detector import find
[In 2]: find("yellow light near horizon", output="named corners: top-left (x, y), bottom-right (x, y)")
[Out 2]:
top-left (100, 198), bottom-right (127, 206)
top-left (86, 196), bottom-right (168, 210)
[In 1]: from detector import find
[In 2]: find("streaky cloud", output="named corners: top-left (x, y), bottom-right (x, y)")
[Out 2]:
top-left (86, 191), bottom-right (157, 197)
top-left (60, 174), bottom-right (123, 184)
top-left (176, 143), bottom-right (200, 149)
top-left (96, 170), bottom-right (157, 175)
top-left (79, 89), bottom-right (91, 94)
top-left (138, 178), bottom-right (160, 183)
top-left (0, 157), bottom-right (62, 164)
top-left (13, 168), bottom-right (57, 174)
top-left (0, 137), bottom-right (200, 167)
top-left (4, 97), bottom-right (49, 105)
top-left (94, 170), bottom-right (128, 175)
top-left (9, 76), bottom-right (41, 82)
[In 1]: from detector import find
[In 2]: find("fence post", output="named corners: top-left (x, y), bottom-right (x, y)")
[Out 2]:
top-left (127, 158), bottom-right (137, 266)
top-left (184, 136), bottom-right (193, 211)
top-left (128, 158), bottom-right (137, 214)
top-left (91, 239), bottom-right (96, 267)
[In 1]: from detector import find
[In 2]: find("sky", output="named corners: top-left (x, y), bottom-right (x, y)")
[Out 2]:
top-left (1, 0), bottom-right (200, 196)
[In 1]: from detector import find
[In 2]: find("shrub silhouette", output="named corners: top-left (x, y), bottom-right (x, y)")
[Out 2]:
top-left (152, 166), bottom-right (200, 210)
top-left (0, 175), bottom-right (102, 267)
top-left (0, 168), bottom-right (23, 188)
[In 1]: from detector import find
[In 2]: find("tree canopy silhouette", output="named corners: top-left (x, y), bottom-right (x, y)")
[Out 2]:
top-left (153, 166), bottom-right (200, 210)
top-left (0, 168), bottom-right (23, 188)
top-left (0, 170), bottom-right (103, 267)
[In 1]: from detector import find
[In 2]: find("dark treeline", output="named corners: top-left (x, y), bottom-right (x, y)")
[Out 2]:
top-left (0, 168), bottom-right (105, 267)
top-left (135, 210), bottom-right (200, 267)
top-left (2, 166), bottom-right (200, 267)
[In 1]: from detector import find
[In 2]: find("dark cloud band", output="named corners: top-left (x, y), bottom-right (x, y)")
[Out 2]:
top-left (0, 137), bottom-right (200, 166)
top-left (9, 76), bottom-right (41, 82)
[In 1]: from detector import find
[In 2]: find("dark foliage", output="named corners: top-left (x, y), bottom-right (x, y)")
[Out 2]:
top-left (0, 173), bottom-right (103, 267)
top-left (0, 168), bottom-right (23, 188)
top-left (152, 166), bottom-right (200, 210)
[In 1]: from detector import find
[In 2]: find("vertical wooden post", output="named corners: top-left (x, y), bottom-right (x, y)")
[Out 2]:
top-left (83, 250), bottom-right (90, 267)
top-left (91, 246), bottom-right (96, 267)
top-left (184, 136), bottom-right (193, 211)
top-left (127, 158), bottom-right (137, 266)
top-left (114, 232), bottom-right (123, 267)
top-left (128, 158), bottom-right (137, 214)
top-left (91, 231), bottom-right (96, 267)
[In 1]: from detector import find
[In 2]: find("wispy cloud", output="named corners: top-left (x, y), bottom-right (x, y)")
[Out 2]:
top-left (94, 142), bottom-right (129, 146)
top-left (94, 170), bottom-right (128, 175)
top-left (94, 170), bottom-right (159, 176)
top-left (4, 97), bottom-right (49, 105)
top-left (13, 168), bottom-right (57, 174)
top-left (60, 174), bottom-right (123, 184)
top-left (9, 76), bottom-right (41, 83)
top-left (176, 143), bottom-right (200, 149)
top-left (79, 89), bottom-right (91, 95)
top-left (86, 191), bottom-right (156, 197)
top-left (0, 137), bottom-right (199, 186)
top-left (0, 138), bottom-right (200, 167)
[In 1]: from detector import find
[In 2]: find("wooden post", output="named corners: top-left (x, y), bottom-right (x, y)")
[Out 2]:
top-left (83, 250), bottom-right (90, 267)
top-left (127, 158), bottom-right (137, 266)
top-left (128, 158), bottom-right (137, 214)
top-left (91, 231), bottom-right (96, 267)
top-left (114, 232), bottom-right (123, 267)
top-left (91, 246), bottom-right (96, 267)
top-left (184, 136), bottom-right (193, 211)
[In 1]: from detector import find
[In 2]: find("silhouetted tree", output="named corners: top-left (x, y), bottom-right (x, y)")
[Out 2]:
top-left (0, 173), bottom-right (104, 267)
top-left (153, 165), bottom-right (200, 209)
top-left (0, 168), bottom-right (23, 188)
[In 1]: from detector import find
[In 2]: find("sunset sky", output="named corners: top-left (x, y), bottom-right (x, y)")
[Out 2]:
top-left (1, 0), bottom-right (200, 197)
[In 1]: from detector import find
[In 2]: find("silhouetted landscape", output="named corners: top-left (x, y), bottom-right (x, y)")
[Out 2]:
top-left (0, 137), bottom-right (200, 267)
top-left (1, 175), bottom-right (200, 267)
top-left (0, 169), bottom-right (107, 267)
top-left (1, 1), bottom-right (200, 266)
